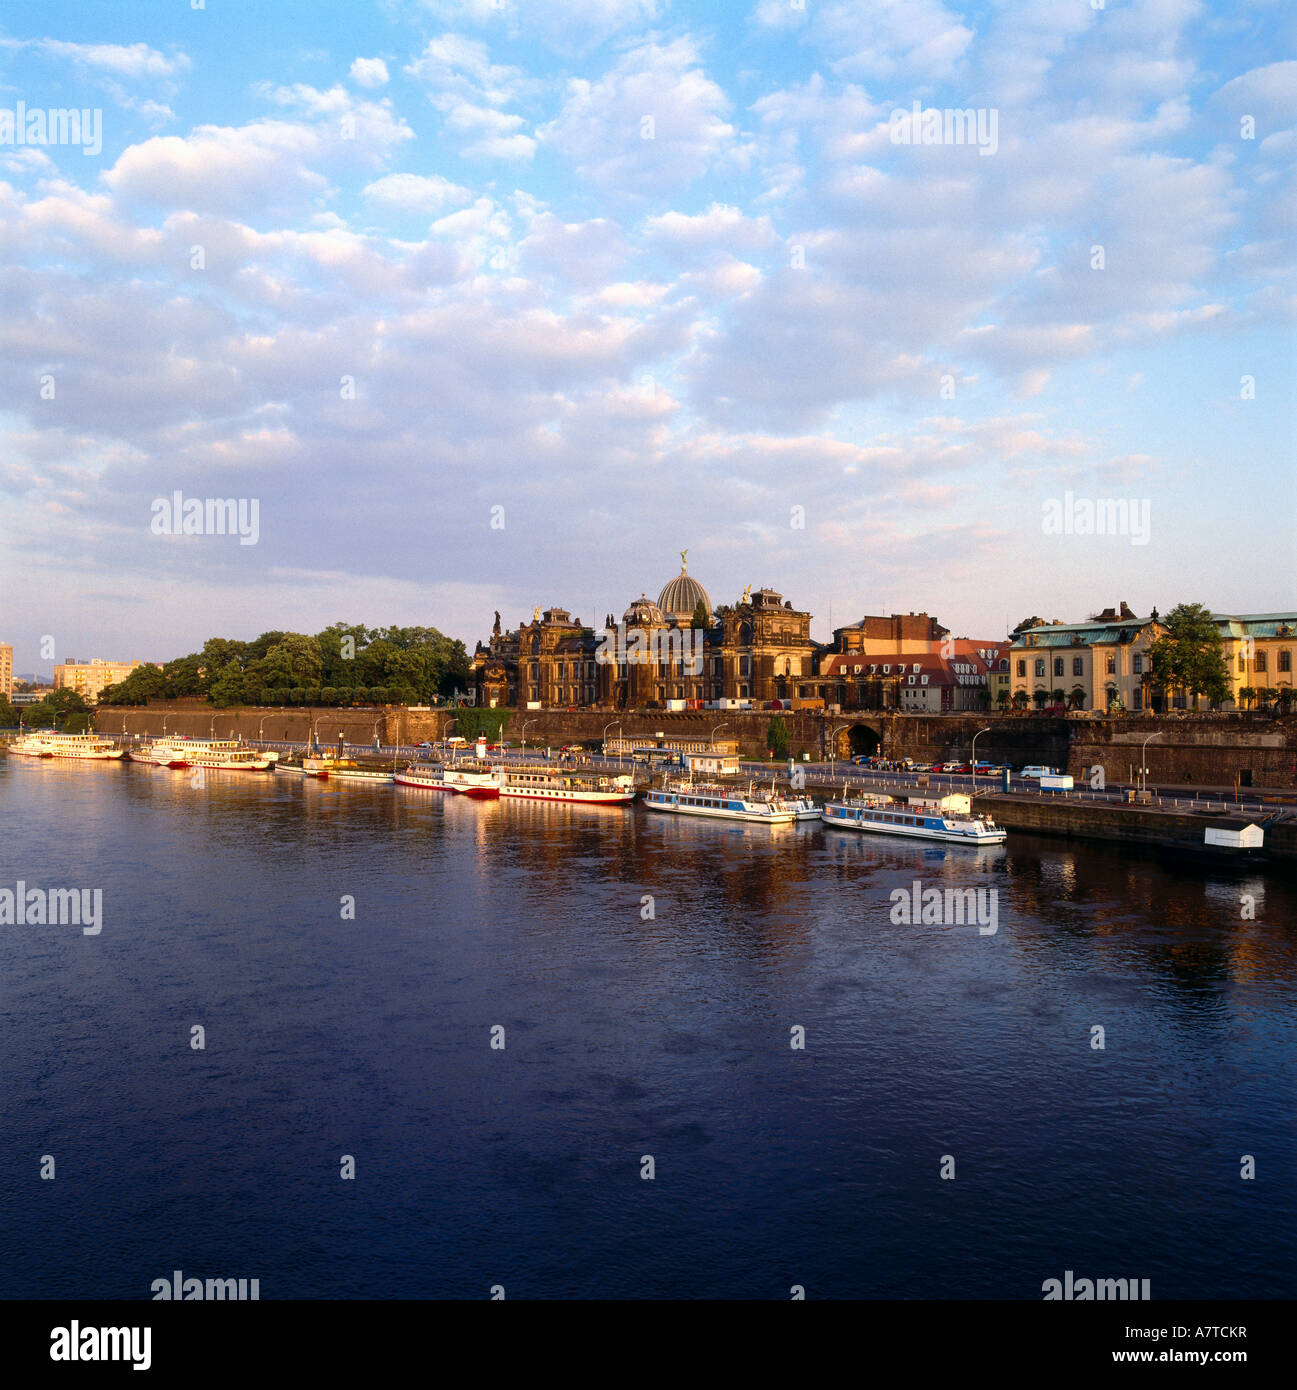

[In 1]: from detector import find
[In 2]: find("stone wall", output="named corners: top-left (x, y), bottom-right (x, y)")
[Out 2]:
top-left (1067, 713), bottom-right (1297, 789)
top-left (92, 701), bottom-right (1297, 788)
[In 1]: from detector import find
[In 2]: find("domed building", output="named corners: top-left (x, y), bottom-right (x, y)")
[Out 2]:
top-left (470, 554), bottom-right (817, 711)
top-left (657, 552), bottom-right (711, 626)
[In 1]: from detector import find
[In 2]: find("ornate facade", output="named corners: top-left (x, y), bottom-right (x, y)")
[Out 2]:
top-left (471, 557), bottom-right (816, 710)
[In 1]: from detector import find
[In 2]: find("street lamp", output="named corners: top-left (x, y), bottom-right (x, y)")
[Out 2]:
top-left (521, 718), bottom-right (537, 753)
top-left (602, 720), bottom-right (621, 764)
top-left (971, 727), bottom-right (991, 794)
top-left (827, 724), bottom-right (848, 764)
top-left (1140, 730), bottom-right (1160, 795)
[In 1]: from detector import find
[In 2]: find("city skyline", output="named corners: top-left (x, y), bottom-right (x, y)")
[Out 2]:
top-left (2, 1), bottom-right (1293, 670)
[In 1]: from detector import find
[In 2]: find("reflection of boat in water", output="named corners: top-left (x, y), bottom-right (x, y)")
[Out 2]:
top-left (9, 731), bottom-right (126, 760)
top-left (822, 791), bottom-right (1006, 844)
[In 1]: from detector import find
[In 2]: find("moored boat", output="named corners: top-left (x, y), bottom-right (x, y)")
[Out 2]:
top-left (493, 762), bottom-right (636, 804)
top-left (643, 776), bottom-right (798, 823)
top-left (133, 737), bottom-right (272, 771)
top-left (8, 730), bottom-right (126, 761)
top-left (301, 755), bottom-right (394, 784)
top-left (821, 791), bottom-right (1006, 844)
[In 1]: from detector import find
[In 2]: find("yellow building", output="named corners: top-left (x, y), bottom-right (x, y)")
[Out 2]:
top-left (1009, 606), bottom-right (1296, 711)
top-left (53, 658), bottom-right (142, 704)
top-left (0, 642), bottom-right (12, 698)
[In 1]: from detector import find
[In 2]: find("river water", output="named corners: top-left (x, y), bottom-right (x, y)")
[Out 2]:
top-left (2, 757), bottom-right (1293, 1299)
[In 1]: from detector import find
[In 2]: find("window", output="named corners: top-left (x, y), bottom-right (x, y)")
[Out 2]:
top-left (1035, 659), bottom-right (1045, 678)
top-left (1133, 655), bottom-right (1142, 674)
top-left (1073, 658), bottom-right (1083, 676)
top-left (1281, 650), bottom-right (1292, 673)
top-left (1106, 656), bottom-right (1116, 674)
top-left (1238, 654), bottom-right (1247, 671)
top-left (1256, 652), bottom-right (1267, 672)
top-left (1054, 658), bottom-right (1064, 677)
top-left (1017, 659), bottom-right (1026, 677)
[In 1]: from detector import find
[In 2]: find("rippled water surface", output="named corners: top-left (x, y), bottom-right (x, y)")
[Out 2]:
top-left (2, 758), bottom-right (1294, 1298)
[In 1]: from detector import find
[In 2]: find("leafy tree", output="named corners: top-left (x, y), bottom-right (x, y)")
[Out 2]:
top-left (690, 599), bottom-right (710, 629)
top-left (99, 664), bottom-right (166, 705)
top-left (995, 689), bottom-right (1010, 710)
top-left (1147, 603), bottom-right (1230, 709)
top-left (1050, 687), bottom-right (1065, 706)
top-left (254, 635), bottom-right (323, 692)
top-left (208, 660), bottom-right (246, 708)
top-left (767, 715), bottom-right (791, 759)
top-left (1069, 685), bottom-right (1086, 708)
top-left (0, 694), bottom-right (18, 728)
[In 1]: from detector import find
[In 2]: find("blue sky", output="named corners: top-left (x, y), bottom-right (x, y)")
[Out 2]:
top-left (1, 0), bottom-right (1293, 671)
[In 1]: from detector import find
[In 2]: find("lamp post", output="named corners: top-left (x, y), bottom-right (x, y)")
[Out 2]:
top-left (827, 723), bottom-right (848, 765)
top-left (602, 720), bottom-right (621, 765)
top-left (1140, 730), bottom-right (1159, 794)
top-left (971, 727), bottom-right (991, 794)
top-left (521, 718), bottom-right (537, 754)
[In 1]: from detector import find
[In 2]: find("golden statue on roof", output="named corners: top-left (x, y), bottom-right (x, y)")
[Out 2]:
top-left (680, 549), bottom-right (688, 571)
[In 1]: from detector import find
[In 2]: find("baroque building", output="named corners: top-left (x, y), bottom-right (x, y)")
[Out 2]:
top-left (471, 555), bottom-right (816, 710)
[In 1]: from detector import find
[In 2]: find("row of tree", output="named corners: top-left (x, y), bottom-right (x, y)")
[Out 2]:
top-left (0, 688), bottom-right (93, 732)
top-left (98, 624), bottom-right (471, 709)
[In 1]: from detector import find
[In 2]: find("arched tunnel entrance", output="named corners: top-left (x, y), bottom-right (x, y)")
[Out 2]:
top-left (834, 724), bottom-right (880, 759)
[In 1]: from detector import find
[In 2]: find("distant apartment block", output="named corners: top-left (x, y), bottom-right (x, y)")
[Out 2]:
top-left (0, 642), bottom-right (12, 698)
top-left (53, 658), bottom-right (142, 704)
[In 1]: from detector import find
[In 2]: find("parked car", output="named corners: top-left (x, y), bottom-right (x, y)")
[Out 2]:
top-left (938, 761), bottom-right (964, 773)
top-left (1019, 765), bottom-right (1059, 779)
top-left (971, 761), bottom-right (998, 773)
top-left (910, 762), bottom-right (933, 772)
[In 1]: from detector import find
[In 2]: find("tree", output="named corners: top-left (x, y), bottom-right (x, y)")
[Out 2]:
top-left (207, 660), bottom-right (246, 708)
top-left (1146, 603), bottom-right (1230, 709)
top-left (690, 599), bottom-right (710, 629)
top-left (767, 715), bottom-right (791, 759)
top-left (0, 695), bottom-right (17, 728)
top-left (996, 689), bottom-right (1010, 711)
top-left (254, 635), bottom-right (323, 692)
top-left (1069, 685), bottom-right (1086, 708)
top-left (1050, 687), bottom-right (1065, 706)
top-left (1012, 690), bottom-right (1028, 709)
top-left (99, 664), bottom-right (166, 705)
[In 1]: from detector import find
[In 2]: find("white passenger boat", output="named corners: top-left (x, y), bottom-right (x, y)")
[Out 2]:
top-left (784, 794), bottom-right (822, 821)
top-left (394, 762), bottom-right (456, 792)
top-left (301, 756), bottom-right (394, 784)
top-left (820, 791), bottom-right (1006, 844)
top-left (133, 737), bottom-right (273, 771)
top-left (493, 762), bottom-right (636, 804)
top-left (8, 730), bottom-right (125, 761)
top-left (642, 777), bottom-right (798, 824)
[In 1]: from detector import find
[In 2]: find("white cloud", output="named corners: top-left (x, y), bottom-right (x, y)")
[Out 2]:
top-left (362, 172), bottom-right (472, 215)
top-left (350, 57), bottom-right (390, 88)
top-left (542, 37), bottom-right (740, 194)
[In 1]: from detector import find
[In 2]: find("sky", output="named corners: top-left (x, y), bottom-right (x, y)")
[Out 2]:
top-left (1, 0), bottom-right (1294, 673)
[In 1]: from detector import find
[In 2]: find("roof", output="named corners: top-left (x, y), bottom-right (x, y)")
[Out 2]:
top-left (657, 565), bottom-right (711, 622)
